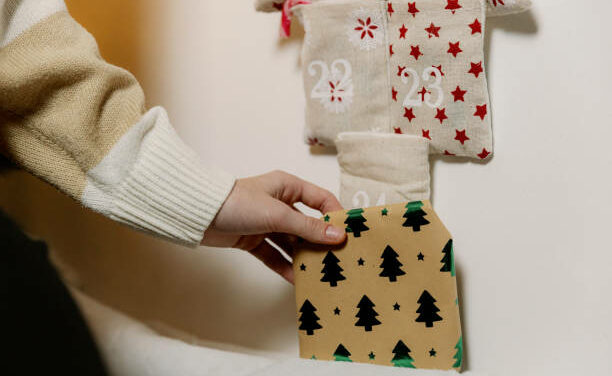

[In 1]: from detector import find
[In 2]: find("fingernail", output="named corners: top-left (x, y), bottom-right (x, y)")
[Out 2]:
top-left (325, 225), bottom-right (344, 240)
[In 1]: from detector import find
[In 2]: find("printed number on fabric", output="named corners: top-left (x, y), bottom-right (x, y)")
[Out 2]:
top-left (308, 59), bottom-right (354, 113)
top-left (353, 191), bottom-right (386, 208)
top-left (400, 66), bottom-right (444, 108)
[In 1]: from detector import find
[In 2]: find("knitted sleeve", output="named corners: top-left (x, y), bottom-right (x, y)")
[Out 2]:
top-left (0, 0), bottom-right (236, 246)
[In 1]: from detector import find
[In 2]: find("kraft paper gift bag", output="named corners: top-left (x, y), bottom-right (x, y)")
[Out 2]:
top-left (387, 0), bottom-right (492, 159)
top-left (293, 200), bottom-right (463, 371)
top-left (292, 0), bottom-right (392, 147)
top-left (336, 132), bottom-right (430, 209)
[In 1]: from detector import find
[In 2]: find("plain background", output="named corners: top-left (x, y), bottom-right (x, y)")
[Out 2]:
top-left (0, 0), bottom-right (610, 375)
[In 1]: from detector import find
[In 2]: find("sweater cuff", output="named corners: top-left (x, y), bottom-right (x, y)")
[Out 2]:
top-left (81, 107), bottom-right (235, 246)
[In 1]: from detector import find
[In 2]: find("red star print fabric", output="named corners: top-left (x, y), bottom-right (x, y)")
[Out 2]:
top-left (388, 0), bottom-right (492, 158)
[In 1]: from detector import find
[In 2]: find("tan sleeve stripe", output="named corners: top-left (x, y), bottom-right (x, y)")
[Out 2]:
top-left (0, 11), bottom-right (146, 199)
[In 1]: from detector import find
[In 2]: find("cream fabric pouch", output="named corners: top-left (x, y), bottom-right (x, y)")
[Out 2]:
top-left (387, 0), bottom-right (492, 159)
top-left (336, 132), bottom-right (430, 209)
top-left (486, 0), bottom-right (532, 17)
top-left (293, 0), bottom-right (392, 147)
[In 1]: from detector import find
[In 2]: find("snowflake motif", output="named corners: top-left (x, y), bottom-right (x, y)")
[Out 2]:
top-left (347, 7), bottom-right (384, 50)
top-left (306, 137), bottom-right (325, 147)
top-left (308, 59), bottom-right (354, 114)
top-left (321, 66), bottom-right (353, 113)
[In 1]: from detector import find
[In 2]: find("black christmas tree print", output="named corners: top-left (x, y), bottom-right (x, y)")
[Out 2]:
top-left (415, 290), bottom-right (443, 328)
top-left (379, 245), bottom-right (406, 282)
top-left (333, 344), bottom-right (352, 362)
top-left (298, 299), bottom-right (322, 335)
top-left (440, 239), bottom-right (456, 276)
top-left (355, 295), bottom-right (381, 331)
top-left (391, 340), bottom-right (415, 368)
top-left (344, 208), bottom-right (369, 237)
top-left (402, 201), bottom-right (430, 232)
top-left (453, 336), bottom-right (463, 368)
top-left (320, 251), bottom-right (346, 287)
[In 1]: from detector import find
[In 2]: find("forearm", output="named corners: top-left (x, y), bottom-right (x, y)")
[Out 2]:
top-left (0, 0), bottom-right (235, 245)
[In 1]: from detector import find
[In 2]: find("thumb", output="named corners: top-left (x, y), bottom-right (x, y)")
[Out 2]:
top-left (278, 207), bottom-right (346, 245)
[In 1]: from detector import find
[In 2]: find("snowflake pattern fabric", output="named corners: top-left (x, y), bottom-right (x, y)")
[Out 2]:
top-left (294, 1), bottom-right (390, 147)
top-left (485, 0), bottom-right (532, 17)
top-left (347, 7), bottom-right (385, 50)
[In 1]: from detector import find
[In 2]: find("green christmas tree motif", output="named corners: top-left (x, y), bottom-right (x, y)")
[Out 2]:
top-left (379, 245), bottom-right (406, 282)
top-left (391, 340), bottom-right (416, 368)
top-left (402, 201), bottom-right (430, 232)
top-left (415, 290), bottom-right (443, 328)
top-left (320, 251), bottom-right (346, 287)
top-left (355, 295), bottom-right (381, 331)
top-left (344, 208), bottom-right (369, 237)
top-left (440, 239), bottom-right (456, 276)
top-left (298, 299), bottom-right (322, 335)
top-left (452, 336), bottom-right (463, 368)
top-left (333, 344), bottom-right (352, 362)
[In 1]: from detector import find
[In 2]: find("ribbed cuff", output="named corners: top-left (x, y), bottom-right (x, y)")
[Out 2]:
top-left (82, 107), bottom-right (235, 247)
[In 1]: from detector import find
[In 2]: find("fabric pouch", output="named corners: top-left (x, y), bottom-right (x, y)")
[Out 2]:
top-left (293, 200), bottom-right (463, 371)
top-left (486, 0), bottom-right (532, 17)
top-left (292, 0), bottom-right (392, 147)
top-left (388, 0), bottom-right (492, 159)
top-left (336, 132), bottom-right (430, 209)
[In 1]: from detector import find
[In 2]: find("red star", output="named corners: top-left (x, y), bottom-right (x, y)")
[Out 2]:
top-left (391, 87), bottom-right (398, 101)
top-left (474, 104), bottom-right (487, 120)
top-left (445, 0), bottom-right (462, 13)
top-left (447, 41), bottom-right (462, 57)
top-left (491, 0), bottom-right (505, 6)
top-left (408, 2), bottom-right (419, 17)
top-left (434, 108), bottom-right (448, 123)
top-left (403, 107), bottom-right (416, 122)
top-left (387, 2), bottom-right (394, 17)
top-left (390, 44), bottom-right (394, 57)
top-left (451, 86), bottom-right (467, 102)
top-left (425, 22), bottom-right (440, 38)
top-left (444, 150), bottom-right (456, 156)
top-left (410, 45), bottom-right (423, 60)
top-left (454, 129), bottom-right (470, 145)
top-left (394, 127), bottom-right (403, 134)
top-left (399, 24), bottom-right (408, 39)
top-left (431, 65), bottom-right (444, 76)
top-left (397, 65), bottom-right (407, 77)
top-left (469, 18), bottom-right (482, 34)
top-left (477, 148), bottom-right (491, 159)
top-left (468, 61), bottom-right (484, 77)
top-left (422, 129), bottom-right (431, 140)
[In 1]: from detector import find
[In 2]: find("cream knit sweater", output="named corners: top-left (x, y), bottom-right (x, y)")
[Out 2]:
top-left (0, 0), bottom-right (236, 246)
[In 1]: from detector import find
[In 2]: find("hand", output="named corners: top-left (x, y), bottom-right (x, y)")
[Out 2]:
top-left (202, 171), bottom-right (346, 283)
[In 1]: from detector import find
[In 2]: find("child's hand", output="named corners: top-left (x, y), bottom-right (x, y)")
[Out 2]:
top-left (202, 170), bottom-right (346, 283)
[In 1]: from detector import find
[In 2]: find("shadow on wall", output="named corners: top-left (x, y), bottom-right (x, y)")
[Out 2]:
top-left (0, 0), bottom-right (298, 355)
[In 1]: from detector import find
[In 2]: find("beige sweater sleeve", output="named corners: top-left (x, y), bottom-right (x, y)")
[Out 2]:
top-left (0, 1), bottom-right (235, 246)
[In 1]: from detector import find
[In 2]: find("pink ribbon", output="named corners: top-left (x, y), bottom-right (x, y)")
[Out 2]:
top-left (280, 0), bottom-right (311, 38)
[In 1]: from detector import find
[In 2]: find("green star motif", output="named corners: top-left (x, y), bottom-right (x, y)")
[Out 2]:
top-left (311, 355), bottom-right (317, 360)
top-left (368, 351), bottom-right (375, 360)
top-left (381, 208), bottom-right (389, 216)
top-left (323, 215), bottom-right (330, 222)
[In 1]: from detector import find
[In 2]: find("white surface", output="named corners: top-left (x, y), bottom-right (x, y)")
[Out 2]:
top-left (0, 0), bottom-right (610, 375)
